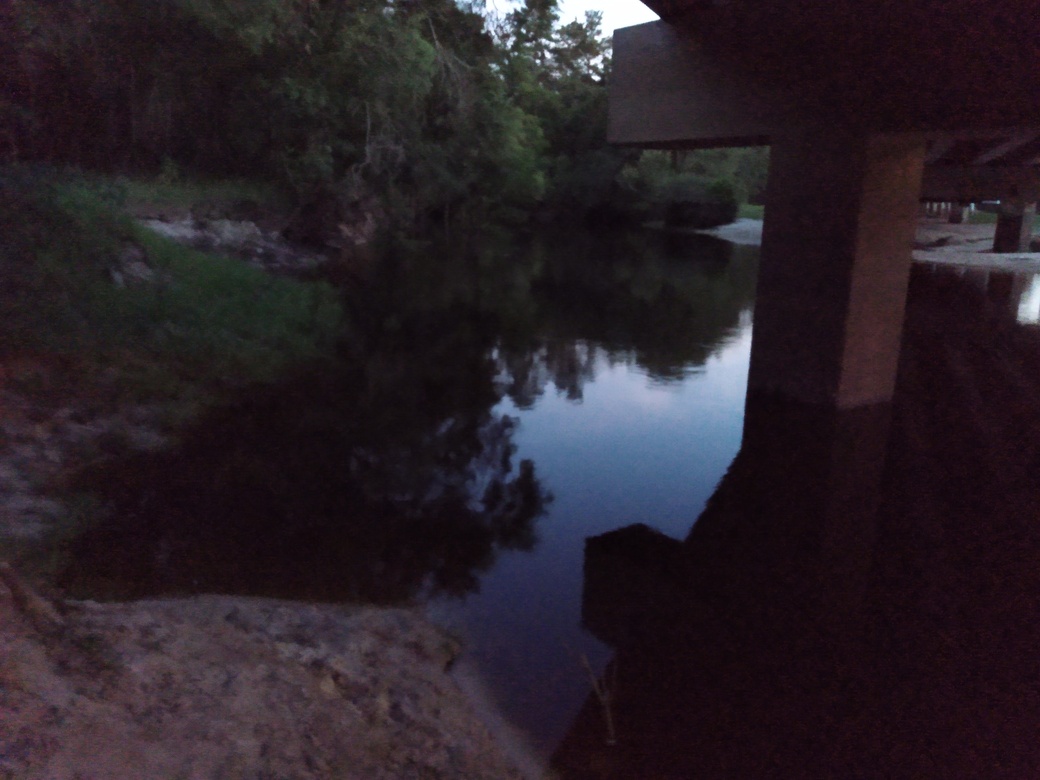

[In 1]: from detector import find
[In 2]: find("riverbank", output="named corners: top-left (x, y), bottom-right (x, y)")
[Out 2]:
top-left (694, 215), bottom-right (1040, 272)
top-left (0, 569), bottom-right (525, 779)
top-left (0, 171), bottom-right (536, 778)
top-left (913, 218), bottom-right (1040, 271)
top-left (0, 169), bottom-right (343, 571)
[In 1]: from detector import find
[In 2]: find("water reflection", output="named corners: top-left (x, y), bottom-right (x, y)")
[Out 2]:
top-left (60, 361), bottom-right (550, 603)
top-left (555, 264), bottom-right (1040, 778)
top-left (496, 230), bottom-right (753, 404)
top-left (58, 229), bottom-right (758, 606)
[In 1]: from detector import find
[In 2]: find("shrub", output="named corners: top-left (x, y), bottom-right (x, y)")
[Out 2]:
top-left (658, 174), bottom-right (738, 229)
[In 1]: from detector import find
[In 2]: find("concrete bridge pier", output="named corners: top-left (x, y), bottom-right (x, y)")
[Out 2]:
top-left (748, 130), bottom-right (926, 408)
top-left (993, 199), bottom-right (1036, 252)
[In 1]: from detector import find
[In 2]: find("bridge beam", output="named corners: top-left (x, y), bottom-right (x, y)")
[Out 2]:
top-left (749, 130), bottom-right (926, 407)
top-left (920, 165), bottom-right (1040, 202)
top-left (609, 15), bottom-right (1040, 148)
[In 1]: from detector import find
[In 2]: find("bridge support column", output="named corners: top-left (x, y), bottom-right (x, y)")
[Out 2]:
top-left (993, 199), bottom-right (1036, 252)
top-left (949, 203), bottom-right (965, 224)
top-left (748, 130), bottom-right (926, 408)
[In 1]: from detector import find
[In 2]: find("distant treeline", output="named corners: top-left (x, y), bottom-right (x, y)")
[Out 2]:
top-left (0, 0), bottom-right (767, 231)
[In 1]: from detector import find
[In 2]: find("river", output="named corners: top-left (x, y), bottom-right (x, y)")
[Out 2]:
top-left (54, 227), bottom-right (1040, 776)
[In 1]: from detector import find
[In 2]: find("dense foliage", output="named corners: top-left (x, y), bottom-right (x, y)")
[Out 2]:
top-left (1, 0), bottom-right (766, 231)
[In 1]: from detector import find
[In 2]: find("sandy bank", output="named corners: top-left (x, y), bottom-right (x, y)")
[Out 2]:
top-left (0, 577), bottom-right (525, 779)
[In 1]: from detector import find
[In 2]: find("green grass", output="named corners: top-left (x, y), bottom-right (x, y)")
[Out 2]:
top-left (738, 203), bottom-right (765, 220)
top-left (119, 176), bottom-right (286, 211)
top-left (66, 168), bottom-right (290, 217)
top-left (108, 227), bottom-right (342, 395)
top-left (0, 167), bottom-right (342, 413)
top-left (967, 209), bottom-right (999, 225)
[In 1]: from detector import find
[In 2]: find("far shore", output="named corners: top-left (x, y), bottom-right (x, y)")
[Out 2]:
top-left (692, 216), bottom-right (1040, 272)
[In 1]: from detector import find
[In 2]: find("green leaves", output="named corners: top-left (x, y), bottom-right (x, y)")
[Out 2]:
top-left (2, 0), bottom-right (620, 229)
top-left (175, 0), bottom-right (295, 54)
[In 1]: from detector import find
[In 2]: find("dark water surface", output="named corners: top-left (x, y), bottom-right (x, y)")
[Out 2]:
top-left (57, 230), bottom-right (1040, 776)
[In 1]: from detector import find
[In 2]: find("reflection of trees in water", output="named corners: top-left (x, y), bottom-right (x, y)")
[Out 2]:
top-left (494, 229), bottom-right (758, 406)
top-left (497, 341), bottom-right (599, 408)
top-left (61, 373), bottom-right (548, 604)
top-left (60, 227), bottom-right (755, 603)
top-left (61, 274), bottom-right (551, 603)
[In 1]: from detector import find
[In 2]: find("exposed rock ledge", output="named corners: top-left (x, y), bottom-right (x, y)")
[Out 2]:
top-left (0, 576), bottom-right (524, 779)
top-left (141, 218), bottom-right (330, 275)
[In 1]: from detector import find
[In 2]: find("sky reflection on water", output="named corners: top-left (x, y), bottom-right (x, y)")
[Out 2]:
top-left (434, 324), bottom-right (753, 753)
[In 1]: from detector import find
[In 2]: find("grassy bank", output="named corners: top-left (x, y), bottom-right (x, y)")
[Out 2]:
top-left (738, 203), bottom-right (765, 220)
top-left (967, 209), bottom-right (999, 225)
top-left (0, 168), bottom-right (343, 417)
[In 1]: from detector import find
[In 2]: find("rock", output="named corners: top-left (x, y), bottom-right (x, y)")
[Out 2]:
top-left (203, 218), bottom-right (263, 246)
top-left (110, 242), bottom-right (162, 287)
top-left (138, 218), bottom-right (329, 276)
top-left (117, 243), bottom-right (147, 266)
top-left (140, 219), bottom-right (199, 244)
top-left (121, 260), bottom-right (155, 284)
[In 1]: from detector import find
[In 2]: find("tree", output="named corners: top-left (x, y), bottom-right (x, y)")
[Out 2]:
top-left (1, 0), bottom-right (627, 230)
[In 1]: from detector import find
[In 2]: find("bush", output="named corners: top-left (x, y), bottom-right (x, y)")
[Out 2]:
top-left (657, 174), bottom-right (738, 229)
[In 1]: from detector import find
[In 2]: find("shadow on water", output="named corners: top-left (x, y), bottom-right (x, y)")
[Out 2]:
top-left (56, 228), bottom-right (757, 605)
top-left (554, 264), bottom-right (1040, 778)
top-left (60, 341), bottom-right (549, 604)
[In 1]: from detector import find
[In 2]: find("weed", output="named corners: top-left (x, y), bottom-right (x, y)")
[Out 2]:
top-left (565, 644), bottom-right (618, 746)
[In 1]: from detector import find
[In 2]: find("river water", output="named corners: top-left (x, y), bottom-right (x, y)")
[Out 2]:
top-left (56, 228), bottom-right (1040, 776)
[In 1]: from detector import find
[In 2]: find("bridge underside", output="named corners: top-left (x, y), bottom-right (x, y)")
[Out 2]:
top-left (610, 2), bottom-right (1040, 407)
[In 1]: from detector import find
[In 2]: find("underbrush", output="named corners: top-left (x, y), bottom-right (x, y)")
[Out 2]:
top-left (0, 167), bottom-right (343, 414)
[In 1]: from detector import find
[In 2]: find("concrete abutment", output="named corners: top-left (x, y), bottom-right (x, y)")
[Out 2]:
top-left (993, 200), bottom-right (1036, 252)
